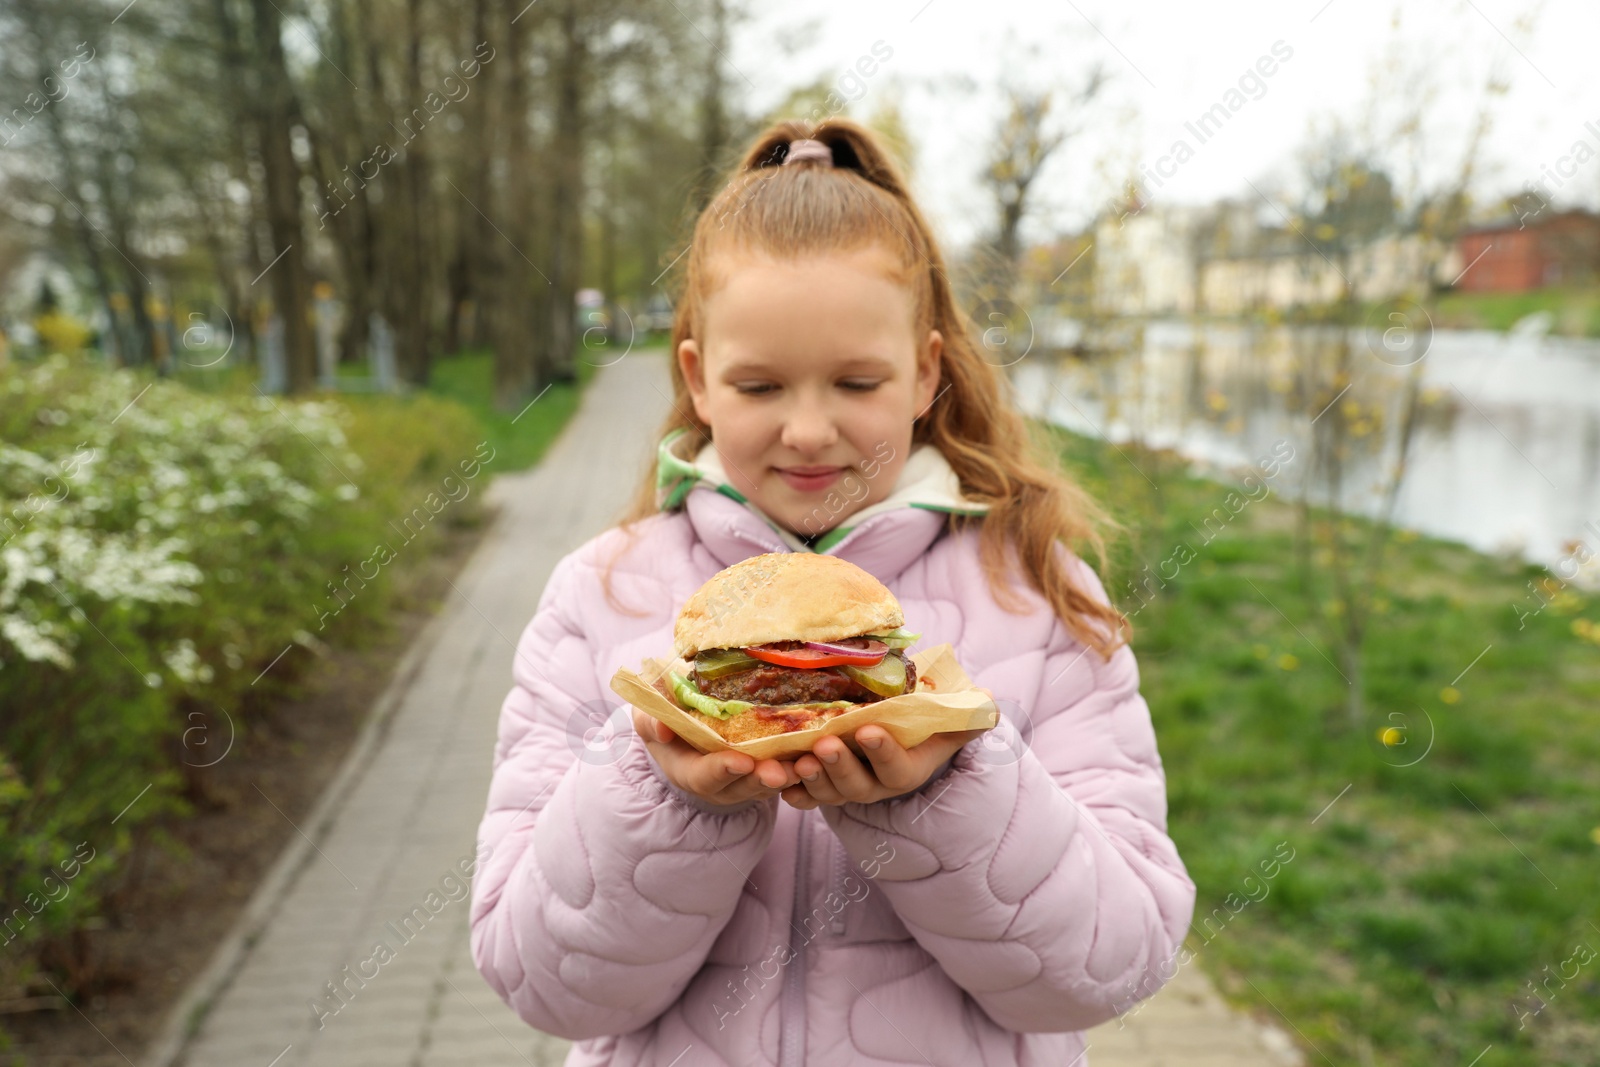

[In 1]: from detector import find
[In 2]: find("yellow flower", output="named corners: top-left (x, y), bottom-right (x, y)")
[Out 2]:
top-left (1278, 653), bottom-right (1300, 671)
top-left (1379, 726), bottom-right (1404, 747)
top-left (1439, 686), bottom-right (1461, 705)
top-left (1591, 827), bottom-right (1600, 847)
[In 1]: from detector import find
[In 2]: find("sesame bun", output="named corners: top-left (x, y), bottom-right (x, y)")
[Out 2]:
top-left (673, 552), bottom-right (904, 659)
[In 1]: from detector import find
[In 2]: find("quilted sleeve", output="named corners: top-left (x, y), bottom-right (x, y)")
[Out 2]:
top-left (820, 553), bottom-right (1195, 1033)
top-left (469, 550), bottom-right (778, 1041)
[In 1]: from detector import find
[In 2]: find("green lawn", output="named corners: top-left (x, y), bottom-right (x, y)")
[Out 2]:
top-left (1429, 286), bottom-right (1600, 337)
top-left (170, 344), bottom-right (613, 473)
top-left (424, 347), bottom-right (610, 472)
top-left (1047, 425), bottom-right (1600, 1066)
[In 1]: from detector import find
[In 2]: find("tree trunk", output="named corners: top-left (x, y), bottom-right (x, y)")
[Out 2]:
top-left (692, 0), bottom-right (730, 213)
top-left (209, 0), bottom-right (263, 368)
top-left (454, 0), bottom-right (498, 353)
top-left (310, 0), bottom-right (375, 367)
top-left (16, 0), bottom-right (124, 366)
top-left (36, 99), bottom-right (122, 366)
top-left (385, 0), bottom-right (435, 386)
top-left (490, 0), bottom-right (535, 409)
top-left (249, 0), bottom-right (316, 393)
top-left (542, 0), bottom-right (585, 385)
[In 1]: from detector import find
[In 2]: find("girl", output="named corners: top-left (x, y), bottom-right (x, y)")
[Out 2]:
top-left (470, 119), bottom-right (1195, 1066)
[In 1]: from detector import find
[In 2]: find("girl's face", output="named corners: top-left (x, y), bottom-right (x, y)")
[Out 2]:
top-left (678, 247), bottom-right (942, 538)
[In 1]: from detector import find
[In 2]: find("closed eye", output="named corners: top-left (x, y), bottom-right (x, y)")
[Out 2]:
top-left (840, 380), bottom-right (881, 392)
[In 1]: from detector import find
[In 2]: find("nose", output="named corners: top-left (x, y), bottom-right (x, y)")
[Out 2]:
top-left (779, 395), bottom-right (839, 456)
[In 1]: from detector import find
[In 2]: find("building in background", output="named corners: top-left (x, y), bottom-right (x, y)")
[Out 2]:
top-left (1454, 210), bottom-right (1600, 293)
top-left (1094, 196), bottom-right (1461, 317)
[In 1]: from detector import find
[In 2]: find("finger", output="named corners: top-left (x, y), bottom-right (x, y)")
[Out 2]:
top-left (780, 782), bottom-right (820, 809)
top-left (793, 748), bottom-right (845, 804)
top-left (714, 763), bottom-right (797, 807)
top-left (853, 726), bottom-right (917, 790)
top-left (753, 757), bottom-right (799, 791)
top-left (812, 735), bottom-right (875, 801)
top-left (630, 707), bottom-right (675, 745)
top-left (682, 749), bottom-right (755, 795)
top-left (793, 753), bottom-right (824, 780)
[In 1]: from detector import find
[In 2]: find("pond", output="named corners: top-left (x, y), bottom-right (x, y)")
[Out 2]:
top-left (1011, 321), bottom-right (1600, 578)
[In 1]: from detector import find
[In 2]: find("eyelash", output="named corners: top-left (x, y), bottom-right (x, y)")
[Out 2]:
top-left (735, 381), bottom-right (880, 395)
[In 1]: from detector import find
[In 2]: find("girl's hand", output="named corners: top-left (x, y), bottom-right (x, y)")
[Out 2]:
top-left (632, 708), bottom-right (800, 811)
top-left (780, 725), bottom-right (990, 809)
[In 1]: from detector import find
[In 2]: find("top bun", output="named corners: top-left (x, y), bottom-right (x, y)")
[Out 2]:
top-left (674, 552), bottom-right (904, 658)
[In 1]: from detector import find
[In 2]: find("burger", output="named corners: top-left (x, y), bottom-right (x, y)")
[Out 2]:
top-left (658, 552), bottom-right (921, 744)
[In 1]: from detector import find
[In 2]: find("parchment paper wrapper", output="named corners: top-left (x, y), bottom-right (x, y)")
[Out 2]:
top-left (608, 643), bottom-right (999, 760)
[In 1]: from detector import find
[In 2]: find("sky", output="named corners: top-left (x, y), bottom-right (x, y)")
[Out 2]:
top-left (733, 0), bottom-right (1600, 249)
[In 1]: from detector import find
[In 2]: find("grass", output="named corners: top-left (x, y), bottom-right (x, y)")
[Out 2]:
top-left (1046, 424), bottom-right (1600, 1066)
top-left (423, 348), bottom-right (607, 472)
top-left (1229, 285), bottom-right (1600, 339)
top-left (170, 344), bottom-right (611, 473)
top-left (1428, 286), bottom-right (1600, 337)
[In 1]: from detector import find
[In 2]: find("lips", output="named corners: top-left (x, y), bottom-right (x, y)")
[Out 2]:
top-left (776, 466), bottom-right (844, 492)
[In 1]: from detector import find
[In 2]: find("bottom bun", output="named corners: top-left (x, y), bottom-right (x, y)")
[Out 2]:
top-left (689, 704), bottom-right (861, 744)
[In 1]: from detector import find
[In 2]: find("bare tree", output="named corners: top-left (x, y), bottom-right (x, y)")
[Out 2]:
top-left (1282, 17), bottom-right (1521, 728)
top-left (977, 64), bottom-right (1106, 306)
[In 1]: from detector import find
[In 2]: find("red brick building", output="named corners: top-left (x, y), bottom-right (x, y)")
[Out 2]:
top-left (1455, 210), bottom-right (1600, 292)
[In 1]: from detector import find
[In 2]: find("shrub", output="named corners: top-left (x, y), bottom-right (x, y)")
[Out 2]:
top-left (0, 353), bottom-right (487, 1000)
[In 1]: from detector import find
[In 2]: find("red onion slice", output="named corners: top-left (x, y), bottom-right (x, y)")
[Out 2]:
top-left (802, 638), bottom-right (887, 662)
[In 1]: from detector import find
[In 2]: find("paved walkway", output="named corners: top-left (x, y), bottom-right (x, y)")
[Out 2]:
top-left (152, 350), bottom-right (1295, 1067)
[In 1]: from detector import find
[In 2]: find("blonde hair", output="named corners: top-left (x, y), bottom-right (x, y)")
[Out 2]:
top-left (602, 117), bottom-right (1131, 661)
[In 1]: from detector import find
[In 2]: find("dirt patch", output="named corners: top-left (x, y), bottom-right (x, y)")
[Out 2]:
top-left (0, 509), bottom-right (495, 1067)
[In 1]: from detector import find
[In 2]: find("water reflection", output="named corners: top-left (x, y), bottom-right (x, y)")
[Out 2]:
top-left (1012, 322), bottom-right (1600, 574)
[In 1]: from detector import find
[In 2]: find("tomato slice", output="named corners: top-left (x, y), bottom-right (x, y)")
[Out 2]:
top-left (745, 640), bottom-right (887, 669)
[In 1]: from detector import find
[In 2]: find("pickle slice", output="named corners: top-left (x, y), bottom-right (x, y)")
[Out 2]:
top-left (692, 647), bottom-right (762, 680)
top-left (842, 654), bottom-right (907, 697)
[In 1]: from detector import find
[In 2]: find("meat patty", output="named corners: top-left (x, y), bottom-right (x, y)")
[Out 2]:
top-left (692, 650), bottom-right (916, 705)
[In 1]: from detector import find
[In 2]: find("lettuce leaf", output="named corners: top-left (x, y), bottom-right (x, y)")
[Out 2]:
top-left (864, 626), bottom-right (921, 650)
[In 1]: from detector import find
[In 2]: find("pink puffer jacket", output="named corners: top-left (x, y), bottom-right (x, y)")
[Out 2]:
top-left (470, 434), bottom-right (1195, 1066)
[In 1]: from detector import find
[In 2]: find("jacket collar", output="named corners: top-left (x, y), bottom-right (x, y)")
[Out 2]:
top-left (655, 427), bottom-right (990, 578)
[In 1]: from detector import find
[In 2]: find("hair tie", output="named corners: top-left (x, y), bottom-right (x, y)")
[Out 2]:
top-left (782, 139), bottom-right (833, 167)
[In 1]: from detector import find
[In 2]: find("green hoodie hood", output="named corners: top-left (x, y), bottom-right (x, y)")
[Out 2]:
top-left (654, 427), bottom-right (990, 554)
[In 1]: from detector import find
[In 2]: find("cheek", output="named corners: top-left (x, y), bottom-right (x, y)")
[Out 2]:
top-left (704, 405), bottom-right (773, 482)
top-left (845, 418), bottom-right (912, 495)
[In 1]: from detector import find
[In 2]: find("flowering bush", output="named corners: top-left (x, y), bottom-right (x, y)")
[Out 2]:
top-left (0, 353), bottom-right (483, 997)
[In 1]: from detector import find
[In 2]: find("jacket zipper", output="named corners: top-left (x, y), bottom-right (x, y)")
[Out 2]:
top-left (779, 811), bottom-right (810, 1067)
